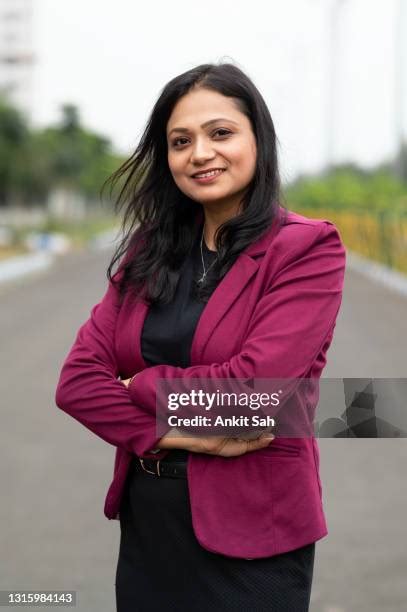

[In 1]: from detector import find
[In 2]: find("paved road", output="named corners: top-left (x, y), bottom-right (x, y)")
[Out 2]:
top-left (1, 248), bottom-right (406, 612)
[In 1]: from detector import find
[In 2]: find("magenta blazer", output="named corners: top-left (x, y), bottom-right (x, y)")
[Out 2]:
top-left (55, 207), bottom-right (346, 559)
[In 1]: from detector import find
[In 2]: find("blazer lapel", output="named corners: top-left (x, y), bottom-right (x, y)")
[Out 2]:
top-left (190, 253), bottom-right (259, 363)
top-left (190, 209), bottom-right (285, 363)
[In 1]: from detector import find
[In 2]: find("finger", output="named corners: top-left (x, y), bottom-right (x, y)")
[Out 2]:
top-left (246, 435), bottom-right (275, 452)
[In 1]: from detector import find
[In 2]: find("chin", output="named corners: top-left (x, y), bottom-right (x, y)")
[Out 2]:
top-left (190, 188), bottom-right (232, 201)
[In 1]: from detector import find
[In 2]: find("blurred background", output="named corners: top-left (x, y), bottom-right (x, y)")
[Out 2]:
top-left (0, 1), bottom-right (406, 611)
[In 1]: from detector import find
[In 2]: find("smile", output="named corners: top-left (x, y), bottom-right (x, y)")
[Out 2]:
top-left (191, 168), bottom-right (226, 182)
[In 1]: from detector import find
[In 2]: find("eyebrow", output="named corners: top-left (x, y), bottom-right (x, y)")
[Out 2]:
top-left (168, 117), bottom-right (238, 137)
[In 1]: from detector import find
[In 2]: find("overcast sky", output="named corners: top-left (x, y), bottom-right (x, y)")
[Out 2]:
top-left (32, 0), bottom-right (406, 182)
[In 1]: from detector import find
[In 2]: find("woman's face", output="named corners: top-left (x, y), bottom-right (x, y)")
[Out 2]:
top-left (166, 88), bottom-right (257, 214)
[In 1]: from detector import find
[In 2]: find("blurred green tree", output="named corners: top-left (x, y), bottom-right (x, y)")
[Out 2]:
top-left (0, 98), bottom-right (124, 208)
top-left (0, 98), bottom-right (30, 206)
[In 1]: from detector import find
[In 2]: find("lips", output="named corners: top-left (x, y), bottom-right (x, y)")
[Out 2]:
top-left (191, 168), bottom-right (226, 178)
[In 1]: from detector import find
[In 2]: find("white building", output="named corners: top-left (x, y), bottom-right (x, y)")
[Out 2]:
top-left (0, 0), bottom-right (34, 118)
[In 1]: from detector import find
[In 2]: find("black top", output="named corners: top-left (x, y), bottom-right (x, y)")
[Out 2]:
top-left (140, 222), bottom-right (220, 461)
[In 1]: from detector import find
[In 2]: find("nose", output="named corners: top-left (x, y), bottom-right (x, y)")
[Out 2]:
top-left (190, 136), bottom-right (216, 165)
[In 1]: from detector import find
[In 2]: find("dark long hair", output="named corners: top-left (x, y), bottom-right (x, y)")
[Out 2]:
top-left (104, 61), bottom-right (285, 304)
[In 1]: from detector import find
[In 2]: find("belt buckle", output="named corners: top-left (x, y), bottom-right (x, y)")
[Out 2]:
top-left (139, 458), bottom-right (161, 477)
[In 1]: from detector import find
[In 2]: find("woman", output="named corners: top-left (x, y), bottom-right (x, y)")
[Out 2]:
top-left (55, 62), bottom-right (346, 611)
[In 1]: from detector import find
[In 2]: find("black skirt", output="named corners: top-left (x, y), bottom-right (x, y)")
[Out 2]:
top-left (115, 457), bottom-right (315, 612)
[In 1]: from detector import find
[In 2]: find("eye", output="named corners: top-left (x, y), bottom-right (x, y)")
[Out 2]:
top-left (170, 128), bottom-right (232, 149)
top-left (171, 137), bottom-right (189, 148)
top-left (213, 128), bottom-right (232, 138)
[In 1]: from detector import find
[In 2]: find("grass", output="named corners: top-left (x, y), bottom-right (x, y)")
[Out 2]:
top-left (14, 215), bottom-right (120, 250)
top-left (0, 245), bottom-right (30, 261)
top-left (0, 215), bottom-right (120, 262)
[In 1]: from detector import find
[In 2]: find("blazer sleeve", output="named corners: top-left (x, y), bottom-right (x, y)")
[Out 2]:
top-left (128, 221), bottom-right (346, 417)
top-left (54, 260), bottom-right (168, 460)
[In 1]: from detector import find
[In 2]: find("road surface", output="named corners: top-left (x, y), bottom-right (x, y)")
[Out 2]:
top-left (1, 247), bottom-right (406, 611)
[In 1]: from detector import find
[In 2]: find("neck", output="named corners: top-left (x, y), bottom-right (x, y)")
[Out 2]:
top-left (201, 201), bottom-right (241, 251)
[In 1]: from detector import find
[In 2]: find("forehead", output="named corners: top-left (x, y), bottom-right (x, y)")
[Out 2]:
top-left (167, 88), bottom-right (245, 132)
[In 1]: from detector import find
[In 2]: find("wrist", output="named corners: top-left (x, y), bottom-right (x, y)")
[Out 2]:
top-left (157, 429), bottom-right (202, 452)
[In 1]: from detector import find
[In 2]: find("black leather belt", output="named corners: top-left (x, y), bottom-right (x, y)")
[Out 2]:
top-left (136, 457), bottom-right (187, 479)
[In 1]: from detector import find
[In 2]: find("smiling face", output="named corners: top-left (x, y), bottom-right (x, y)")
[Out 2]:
top-left (166, 87), bottom-right (257, 215)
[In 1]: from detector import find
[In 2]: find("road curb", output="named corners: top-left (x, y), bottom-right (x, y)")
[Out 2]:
top-left (346, 249), bottom-right (407, 298)
top-left (0, 251), bottom-right (54, 284)
top-left (2, 242), bottom-right (406, 298)
top-left (0, 226), bottom-right (121, 286)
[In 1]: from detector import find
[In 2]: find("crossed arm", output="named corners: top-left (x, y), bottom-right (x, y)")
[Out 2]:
top-left (55, 221), bottom-right (345, 459)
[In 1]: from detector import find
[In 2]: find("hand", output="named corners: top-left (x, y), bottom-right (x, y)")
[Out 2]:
top-left (121, 375), bottom-right (136, 387)
top-left (195, 433), bottom-right (275, 457)
top-left (120, 376), bottom-right (274, 457)
top-left (159, 431), bottom-right (275, 457)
